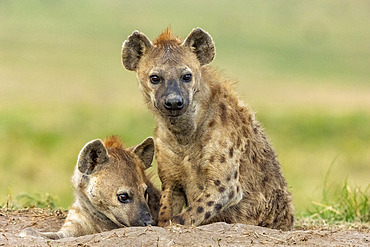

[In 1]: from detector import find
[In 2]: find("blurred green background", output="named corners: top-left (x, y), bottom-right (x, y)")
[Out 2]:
top-left (0, 0), bottom-right (369, 215)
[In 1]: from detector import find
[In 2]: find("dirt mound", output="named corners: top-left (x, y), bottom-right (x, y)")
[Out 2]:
top-left (1, 209), bottom-right (369, 246)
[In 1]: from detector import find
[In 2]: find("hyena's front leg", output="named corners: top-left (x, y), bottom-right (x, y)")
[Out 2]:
top-left (171, 187), bottom-right (186, 215)
top-left (157, 183), bottom-right (173, 226)
top-left (158, 185), bottom-right (187, 226)
top-left (167, 169), bottom-right (243, 227)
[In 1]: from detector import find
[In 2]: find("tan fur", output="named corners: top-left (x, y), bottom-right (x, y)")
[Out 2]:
top-left (122, 28), bottom-right (294, 230)
top-left (20, 137), bottom-right (160, 239)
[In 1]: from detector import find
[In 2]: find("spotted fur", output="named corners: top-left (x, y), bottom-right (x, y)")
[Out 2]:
top-left (122, 27), bottom-right (294, 230)
top-left (20, 137), bottom-right (160, 239)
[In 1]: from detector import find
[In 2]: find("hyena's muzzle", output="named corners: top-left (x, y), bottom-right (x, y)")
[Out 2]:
top-left (155, 78), bottom-right (190, 117)
top-left (129, 203), bottom-right (156, 226)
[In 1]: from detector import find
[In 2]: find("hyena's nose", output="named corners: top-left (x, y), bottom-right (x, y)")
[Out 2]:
top-left (164, 95), bottom-right (184, 110)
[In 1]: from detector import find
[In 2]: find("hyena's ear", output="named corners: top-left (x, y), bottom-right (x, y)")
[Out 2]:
top-left (132, 137), bottom-right (155, 170)
top-left (77, 139), bottom-right (109, 175)
top-left (122, 31), bottom-right (152, 71)
top-left (183, 27), bottom-right (215, 66)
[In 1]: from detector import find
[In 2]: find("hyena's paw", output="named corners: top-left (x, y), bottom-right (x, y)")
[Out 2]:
top-left (19, 227), bottom-right (42, 238)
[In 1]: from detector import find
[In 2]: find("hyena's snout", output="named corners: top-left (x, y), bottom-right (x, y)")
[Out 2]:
top-left (159, 79), bottom-right (189, 116)
top-left (130, 203), bottom-right (156, 226)
top-left (164, 93), bottom-right (184, 110)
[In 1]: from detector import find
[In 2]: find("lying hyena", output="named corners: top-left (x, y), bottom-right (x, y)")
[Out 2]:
top-left (122, 28), bottom-right (294, 230)
top-left (21, 136), bottom-right (160, 239)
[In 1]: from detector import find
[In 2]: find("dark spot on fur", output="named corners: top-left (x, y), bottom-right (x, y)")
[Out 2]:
top-left (234, 171), bottom-right (238, 179)
top-left (204, 212), bottom-right (211, 220)
top-left (207, 201), bottom-right (215, 206)
top-left (229, 147), bottom-right (234, 158)
top-left (160, 211), bottom-right (165, 215)
top-left (242, 127), bottom-right (248, 138)
top-left (219, 155), bottom-right (226, 163)
top-left (214, 204), bottom-right (222, 211)
top-left (227, 175), bottom-right (231, 182)
top-left (209, 156), bottom-right (214, 163)
top-left (290, 215), bottom-right (294, 225)
top-left (214, 180), bottom-right (221, 186)
top-left (197, 206), bottom-right (204, 213)
top-left (187, 206), bottom-right (193, 212)
top-left (236, 137), bottom-right (241, 149)
top-left (198, 184), bottom-right (204, 190)
top-left (262, 176), bottom-right (268, 186)
top-left (229, 191), bottom-right (235, 199)
top-left (196, 198), bottom-right (202, 203)
top-left (162, 186), bottom-right (165, 191)
top-left (218, 187), bottom-right (226, 193)
top-left (205, 194), bottom-right (211, 198)
top-left (219, 103), bottom-right (227, 125)
top-left (237, 186), bottom-right (240, 193)
top-left (208, 120), bottom-right (215, 128)
top-left (252, 152), bottom-right (257, 163)
top-left (172, 215), bottom-right (185, 225)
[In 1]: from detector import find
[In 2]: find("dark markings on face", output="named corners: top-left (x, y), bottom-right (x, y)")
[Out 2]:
top-left (197, 206), bottom-right (204, 213)
top-left (162, 205), bottom-right (167, 210)
top-left (218, 186), bottom-right (226, 193)
top-left (207, 201), bottom-right (215, 206)
top-left (208, 120), bottom-right (215, 128)
top-left (214, 180), bottom-right (221, 186)
top-left (229, 147), bottom-right (234, 158)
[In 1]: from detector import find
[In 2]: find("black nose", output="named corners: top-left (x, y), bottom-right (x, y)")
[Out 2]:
top-left (164, 95), bottom-right (184, 110)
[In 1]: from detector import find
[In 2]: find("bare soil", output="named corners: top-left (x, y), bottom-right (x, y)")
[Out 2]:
top-left (1, 208), bottom-right (369, 246)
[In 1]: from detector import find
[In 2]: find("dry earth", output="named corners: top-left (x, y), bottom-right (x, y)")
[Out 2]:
top-left (0, 209), bottom-right (369, 246)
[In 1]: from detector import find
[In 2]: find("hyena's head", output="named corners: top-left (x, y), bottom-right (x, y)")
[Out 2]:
top-left (122, 27), bottom-right (215, 118)
top-left (73, 136), bottom-right (156, 227)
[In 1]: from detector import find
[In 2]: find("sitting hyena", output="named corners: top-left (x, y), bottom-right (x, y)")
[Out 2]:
top-left (122, 28), bottom-right (294, 230)
top-left (21, 136), bottom-right (160, 239)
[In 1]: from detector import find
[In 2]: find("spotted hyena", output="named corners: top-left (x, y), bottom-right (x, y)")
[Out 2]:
top-left (21, 136), bottom-right (160, 239)
top-left (122, 28), bottom-right (294, 230)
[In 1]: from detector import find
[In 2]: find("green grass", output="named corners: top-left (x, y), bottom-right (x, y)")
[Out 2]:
top-left (0, 0), bottom-right (369, 219)
top-left (303, 163), bottom-right (370, 223)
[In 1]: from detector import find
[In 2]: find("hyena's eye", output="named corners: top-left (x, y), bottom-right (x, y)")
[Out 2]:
top-left (149, 75), bottom-right (161, 84)
top-left (117, 193), bottom-right (131, 203)
top-left (181, 73), bottom-right (192, 82)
